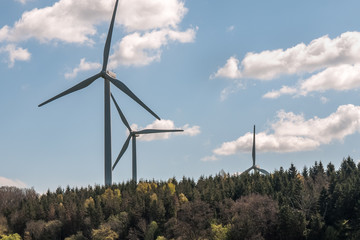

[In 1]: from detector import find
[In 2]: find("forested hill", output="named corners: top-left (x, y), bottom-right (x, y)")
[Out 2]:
top-left (1, 157), bottom-right (360, 240)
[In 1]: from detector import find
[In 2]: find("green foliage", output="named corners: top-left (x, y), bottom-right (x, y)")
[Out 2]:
top-left (91, 225), bottom-right (118, 240)
top-left (24, 219), bottom-right (62, 240)
top-left (137, 182), bottom-right (157, 193)
top-left (0, 233), bottom-right (22, 240)
top-left (166, 182), bottom-right (176, 196)
top-left (155, 236), bottom-right (167, 240)
top-left (144, 221), bottom-right (158, 240)
top-left (278, 205), bottom-right (307, 240)
top-left (1, 157), bottom-right (360, 239)
top-left (211, 223), bottom-right (230, 240)
top-left (178, 193), bottom-right (188, 204)
top-left (84, 197), bottom-right (95, 210)
top-left (64, 231), bottom-right (87, 240)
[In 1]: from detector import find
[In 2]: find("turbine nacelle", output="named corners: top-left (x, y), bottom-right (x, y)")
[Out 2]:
top-left (106, 70), bottom-right (116, 79)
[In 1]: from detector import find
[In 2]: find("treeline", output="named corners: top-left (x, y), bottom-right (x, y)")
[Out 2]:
top-left (1, 156), bottom-right (360, 240)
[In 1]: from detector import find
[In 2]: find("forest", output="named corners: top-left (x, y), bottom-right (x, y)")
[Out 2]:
top-left (1, 156), bottom-right (360, 240)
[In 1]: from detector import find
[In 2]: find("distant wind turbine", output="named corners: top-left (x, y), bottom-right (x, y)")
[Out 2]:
top-left (111, 94), bottom-right (183, 182)
top-left (242, 125), bottom-right (270, 175)
top-left (38, 0), bottom-right (160, 186)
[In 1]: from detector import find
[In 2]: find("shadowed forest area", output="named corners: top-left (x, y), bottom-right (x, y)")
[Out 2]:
top-left (1, 157), bottom-right (360, 240)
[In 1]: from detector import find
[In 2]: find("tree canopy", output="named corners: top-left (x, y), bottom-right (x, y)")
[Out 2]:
top-left (1, 156), bottom-right (360, 239)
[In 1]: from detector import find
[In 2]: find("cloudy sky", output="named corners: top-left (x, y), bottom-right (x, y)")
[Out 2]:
top-left (1, 0), bottom-right (360, 192)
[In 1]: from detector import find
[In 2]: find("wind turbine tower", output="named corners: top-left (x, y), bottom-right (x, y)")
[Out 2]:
top-left (111, 94), bottom-right (183, 182)
top-left (38, 0), bottom-right (160, 185)
top-left (242, 125), bottom-right (270, 175)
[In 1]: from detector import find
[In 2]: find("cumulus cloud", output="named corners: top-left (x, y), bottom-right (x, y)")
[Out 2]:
top-left (1, 0), bottom-right (195, 67)
top-left (263, 86), bottom-right (297, 99)
top-left (212, 32), bottom-right (360, 98)
top-left (65, 58), bottom-right (101, 79)
top-left (215, 32), bottom-right (360, 80)
top-left (213, 132), bottom-right (319, 155)
top-left (108, 27), bottom-right (196, 67)
top-left (211, 56), bottom-right (241, 79)
top-left (299, 64), bottom-right (360, 94)
top-left (0, 176), bottom-right (27, 188)
top-left (205, 104), bottom-right (360, 160)
top-left (130, 119), bottom-right (200, 141)
top-left (117, 0), bottom-right (188, 32)
top-left (0, 44), bottom-right (31, 67)
top-left (264, 64), bottom-right (360, 98)
top-left (182, 124), bottom-right (201, 136)
top-left (0, 0), bottom-right (113, 44)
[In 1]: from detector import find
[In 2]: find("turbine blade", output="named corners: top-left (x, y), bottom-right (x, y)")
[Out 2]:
top-left (258, 168), bottom-right (270, 175)
top-left (112, 135), bottom-right (131, 170)
top-left (106, 75), bottom-right (160, 120)
top-left (243, 166), bottom-right (254, 174)
top-left (111, 93), bottom-right (131, 131)
top-left (102, 0), bottom-right (119, 71)
top-left (38, 73), bottom-right (101, 107)
top-left (136, 129), bottom-right (183, 135)
top-left (252, 125), bottom-right (256, 166)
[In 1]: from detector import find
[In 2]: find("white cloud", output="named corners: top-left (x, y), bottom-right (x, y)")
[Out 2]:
top-left (0, 44), bottom-right (31, 67)
top-left (232, 32), bottom-right (360, 80)
top-left (2, 0), bottom-right (188, 43)
top-left (213, 132), bottom-right (319, 155)
top-left (212, 31), bottom-right (360, 99)
top-left (263, 86), bottom-right (297, 99)
top-left (130, 119), bottom-right (200, 141)
top-left (108, 28), bottom-right (196, 67)
top-left (299, 64), bottom-right (360, 94)
top-left (117, 0), bottom-right (188, 32)
top-left (168, 28), bottom-right (198, 43)
top-left (264, 64), bottom-right (360, 98)
top-left (0, 176), bottom-right (27, 188)
top-left (211, 56), bottom-right (241, 79)
top-left (271, 105), bottom-right (360, 144)
top-left (65, 58), bottom-right (101, 79)
top-left (0, 0), bottom-right (113, 44)
top-left (210, 57), bottom-right (243, 100)
top-left (208, 104), bottom-right (360, 159)
top-left (182, 124), bottom-right (201, 136)
top-left (1, 0), bottom-right (195, 67)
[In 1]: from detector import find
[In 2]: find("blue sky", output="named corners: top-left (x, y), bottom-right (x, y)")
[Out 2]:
top-left (1, 0), bottom-right (360, 193)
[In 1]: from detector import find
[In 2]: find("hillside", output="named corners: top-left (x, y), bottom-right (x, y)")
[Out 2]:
top-left (1, 157), bottom-right (360, 240)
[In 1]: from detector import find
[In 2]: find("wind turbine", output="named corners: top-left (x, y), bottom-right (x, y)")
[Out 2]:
top-left (242, 125), bottom-right (270, 175)
top-left (38, 0), bottom-right (160, 186)
top-left (111, 94), bottom-right (183, 182)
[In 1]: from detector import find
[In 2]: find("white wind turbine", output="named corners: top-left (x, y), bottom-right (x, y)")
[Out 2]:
top-left (242, 125), bottom-right (270, 175)
top-left (111, 94), bottom-right (183, 182)
top-left (39, 0), bottom-right (160, 185)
